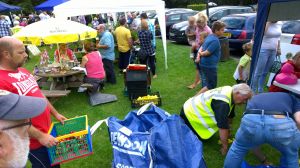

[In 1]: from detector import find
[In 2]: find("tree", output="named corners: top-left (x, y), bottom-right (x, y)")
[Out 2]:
top-left (2, 0), bottom-right (46, 13)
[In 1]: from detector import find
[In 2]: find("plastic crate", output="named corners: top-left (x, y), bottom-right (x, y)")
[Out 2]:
top-left (47, 115), bottom-right (93, 166)
top-left (131, 92), bottom-right (162, 108)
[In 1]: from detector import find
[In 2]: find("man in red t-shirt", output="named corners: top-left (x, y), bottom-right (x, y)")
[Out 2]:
top-left (0, 37), bottom-right (67, 168)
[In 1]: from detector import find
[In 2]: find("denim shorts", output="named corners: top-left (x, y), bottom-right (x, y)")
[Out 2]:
top-left (200, 66), bottom-right (217, 89)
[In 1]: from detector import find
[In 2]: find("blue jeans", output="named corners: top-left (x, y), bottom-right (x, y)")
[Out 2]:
top-left (251, 49), bottom-right (276, 93)
top-left (224, 114), bottom-right (300, 168)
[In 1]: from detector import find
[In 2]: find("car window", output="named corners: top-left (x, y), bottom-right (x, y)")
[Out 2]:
top-left (222, 17), bottom-right (246, 29)
top-left (211, 10), bottom-right (227, 21)
top-left (246, 17), bottom-right (256, 30)
top-left (282, 21), bottom-right (300, 34)
top-left (230, 9), bottom-right (243, 14)
top-left (168, 14), bottom-right (181, 22)
top-left (245, 8), bottom-right (253, 12)
top-left (182, 13), bottom-right (195, 21)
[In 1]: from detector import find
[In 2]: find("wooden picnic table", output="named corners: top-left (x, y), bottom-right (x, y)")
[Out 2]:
top-left (36, 69), bottom-right (84, 90)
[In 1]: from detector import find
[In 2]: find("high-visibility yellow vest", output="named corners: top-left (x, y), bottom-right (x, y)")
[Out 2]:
top-left (183, 86), bottom-right (234, 139)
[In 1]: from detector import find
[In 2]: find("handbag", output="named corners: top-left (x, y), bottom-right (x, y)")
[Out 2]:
top-left (91, 103), bottom-right (207, 168)
top-left (267, 56), bottom-right (282, 87)
top-left (269, 56), bottom-right (282, 73)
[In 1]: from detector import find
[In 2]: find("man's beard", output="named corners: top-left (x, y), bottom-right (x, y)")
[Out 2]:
top-left (5, 129), bottom-right (30, 168)
top-left (19, 59), bottom-right (27, 67)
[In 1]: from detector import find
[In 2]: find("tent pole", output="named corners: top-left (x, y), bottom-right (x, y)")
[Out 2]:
top-left (9, 12), bottom-right (13, 27)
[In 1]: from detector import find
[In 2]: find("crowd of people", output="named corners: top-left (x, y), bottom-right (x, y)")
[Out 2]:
top-left (0, 10), bottom-right (159, 167)
top-left (0, 10), bottom-right (159, 88)
top-left (0, 9), bottom-right (299, 168)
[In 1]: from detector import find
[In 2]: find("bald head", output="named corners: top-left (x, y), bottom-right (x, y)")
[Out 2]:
top-left (0, 37), bottom-right (20, 58)
top-left (0, 37), bottom-right (27, 69)
top-left (97, 24), bottom-right (106, 30)
top-left (97, 24), bottom-right (106, 34)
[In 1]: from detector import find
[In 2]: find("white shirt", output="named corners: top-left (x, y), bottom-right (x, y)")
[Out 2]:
top-left (261, 21), bottom-right (283, 50)
top-left (39, 13), bottom-right (50, 21)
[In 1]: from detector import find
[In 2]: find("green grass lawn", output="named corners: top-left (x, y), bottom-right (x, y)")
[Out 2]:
top-left (25, 40), bottom-right (280, 168)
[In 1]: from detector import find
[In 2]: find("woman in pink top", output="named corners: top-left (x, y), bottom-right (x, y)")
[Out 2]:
top-left (187, 13), bottom-right (212, 89)
top-left (193, 13), bottom-right (212, 51)
top-left (19, 18), bottom-right (27, 27)
top-left (81, 41), bottom-right (106, 93)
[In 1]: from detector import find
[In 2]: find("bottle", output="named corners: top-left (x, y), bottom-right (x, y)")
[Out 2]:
top-left (34, 65), bottom-right (39, 75)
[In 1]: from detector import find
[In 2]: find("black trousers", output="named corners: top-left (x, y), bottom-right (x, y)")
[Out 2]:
top-left (102, 58), bottom-right (116, 84)
top-left (118, 50), bottom-right (131, 70)
top-left (83, 76), bottom-right (104, 93)
top-left (29, 146), bottom-right (60, 168)
top-left (140, 55), bottom-right (156, 75)
top-left (147, 56), bottom-right (156, 75)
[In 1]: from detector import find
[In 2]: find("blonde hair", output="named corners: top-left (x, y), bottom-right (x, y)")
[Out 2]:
top-left (141, 20), bottom-right (148, 30)
top-left (200, 32), bottom-right (209, 39)
top-left (188, 16), bottom-right (195, 22)
top-left (242, 42), bottom-right (252, 53)
top-left (196, 13), bottom-right (208, 23)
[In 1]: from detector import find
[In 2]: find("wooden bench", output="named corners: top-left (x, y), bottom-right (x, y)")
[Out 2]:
top-left (41, 90), bottom-right (71, 98)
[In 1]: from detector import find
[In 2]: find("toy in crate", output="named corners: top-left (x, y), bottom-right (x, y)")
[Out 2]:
top-left (47, 115), bottom-right (93, 166)
top-left (131, 92), bottom-right (161, 108)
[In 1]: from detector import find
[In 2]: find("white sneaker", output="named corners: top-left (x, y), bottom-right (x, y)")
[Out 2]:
top-left (77, 87), bottom-right (87, 92)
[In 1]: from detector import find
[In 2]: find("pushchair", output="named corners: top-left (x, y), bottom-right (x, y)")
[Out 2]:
top-left (129, 45), bottom-right (141, 64)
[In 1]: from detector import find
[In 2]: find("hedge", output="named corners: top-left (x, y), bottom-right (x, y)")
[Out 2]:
top-left (187, 4), bottom-right (207, 11)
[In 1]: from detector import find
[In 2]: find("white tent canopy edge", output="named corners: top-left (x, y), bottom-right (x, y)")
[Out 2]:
top-left (53, 0), bottom-right (168, 69)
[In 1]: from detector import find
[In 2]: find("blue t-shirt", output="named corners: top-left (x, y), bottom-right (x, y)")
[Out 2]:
top-left (98, 31), bottom-right (115, 61)
top-left (200, 34), bottom-right (220, 68)
top-left (147, 20), bottom-right (156, 48)
top-left (246, 92), bottom-right (300, 115)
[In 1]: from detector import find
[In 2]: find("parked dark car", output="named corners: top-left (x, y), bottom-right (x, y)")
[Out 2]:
top-left (169, 6), bottom-right (254, 43)
top-left (155, 10), bottom-right (198, 38)
top-left (221, 13), bottom-right (256, 50)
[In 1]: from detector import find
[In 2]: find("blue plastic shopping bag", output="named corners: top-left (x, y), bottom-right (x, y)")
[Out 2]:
top-left (107, 103), bottom-right (206, 168)
top-left (150, 115), bottom-right (206, 168)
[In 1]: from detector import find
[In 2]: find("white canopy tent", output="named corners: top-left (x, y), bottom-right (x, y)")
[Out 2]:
top-left (53, 0), bottom-right (168, 69)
